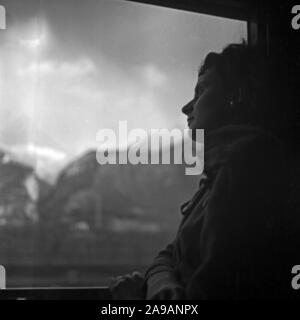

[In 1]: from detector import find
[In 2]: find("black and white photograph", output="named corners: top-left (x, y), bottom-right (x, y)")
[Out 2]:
top-left (0, 0), bottom-right (299, 307)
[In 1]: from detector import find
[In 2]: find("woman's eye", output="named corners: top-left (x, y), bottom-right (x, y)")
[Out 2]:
top-left (195, 87), bottom-right (204, 99)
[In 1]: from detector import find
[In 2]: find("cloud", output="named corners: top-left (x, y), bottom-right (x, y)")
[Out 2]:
top-left (141, 64), bottom-right (167, 87)
top-left (19, 35), bottom-right (46, 49)
top-left (7, 143), bottom-right (68, 183)
top-left (56, 59), bottom-right (97, 77)
top-left (9, 143), bottom-right (66, 162)
top-left (2, 57), bottom-right (171, 156)
top-left (18, 58), bottom-right (97, 77)
top-left (1, 38), bottom-right (171, 157)
top-left (0, 0), bottom-right (248, 160)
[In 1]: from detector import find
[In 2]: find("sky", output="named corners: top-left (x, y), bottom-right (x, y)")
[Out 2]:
top-left (0, 0), bottom-right (247, 164)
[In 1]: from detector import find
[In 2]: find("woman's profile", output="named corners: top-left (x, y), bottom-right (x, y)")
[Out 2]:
top-left (109, 43), bottom-right (288, 300)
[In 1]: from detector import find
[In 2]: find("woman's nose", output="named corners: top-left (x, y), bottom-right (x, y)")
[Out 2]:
top-left (181, 100), bottom-right (193, 115)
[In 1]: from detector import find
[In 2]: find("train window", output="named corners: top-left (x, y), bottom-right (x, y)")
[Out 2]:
top-left (0, 0), bottom-right (247, 287)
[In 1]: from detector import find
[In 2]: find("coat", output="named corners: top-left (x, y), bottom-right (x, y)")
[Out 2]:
top-left (143, 124), bottom-right (289, 299)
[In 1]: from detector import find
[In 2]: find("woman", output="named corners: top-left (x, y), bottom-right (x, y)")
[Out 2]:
top-left (110, 43), bottom-right (288, 300)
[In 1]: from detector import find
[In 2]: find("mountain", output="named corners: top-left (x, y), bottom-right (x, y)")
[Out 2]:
top-left (38, 144), bottom-right (199, 233)
top-left (0, 143), bottom-right (201, 277)
top-left (3, 144), bottom-right (68, 184)
top-left (0, 136), bottom-right (201, 233)
top-left (0, 149), bottom-right (51, 227)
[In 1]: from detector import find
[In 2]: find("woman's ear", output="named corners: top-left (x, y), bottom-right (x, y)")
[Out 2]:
top-left (229, 87), bottom-right (243, 109)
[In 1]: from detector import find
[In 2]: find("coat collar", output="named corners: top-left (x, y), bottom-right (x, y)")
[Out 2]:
top-left (203, 124), bottom-right (266, 174)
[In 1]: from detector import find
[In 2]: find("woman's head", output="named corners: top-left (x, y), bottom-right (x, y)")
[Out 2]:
top-left (182, 43), bottom-right (265, 132)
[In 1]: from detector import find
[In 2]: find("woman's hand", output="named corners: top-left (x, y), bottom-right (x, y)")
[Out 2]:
top-left (146, 275), bottom-right (186, 300)
top-left (109, 271), bottom-right (145, 300)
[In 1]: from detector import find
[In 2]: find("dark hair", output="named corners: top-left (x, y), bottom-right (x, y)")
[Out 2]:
top-left (199, 43), bottom-right (266, 127)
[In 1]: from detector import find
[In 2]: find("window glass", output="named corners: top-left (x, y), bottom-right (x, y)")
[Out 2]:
top-left (0, 0), bottom-right (247, 287)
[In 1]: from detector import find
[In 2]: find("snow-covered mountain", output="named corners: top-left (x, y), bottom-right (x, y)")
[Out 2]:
top-left (0, 143), bottom-right (69, 184)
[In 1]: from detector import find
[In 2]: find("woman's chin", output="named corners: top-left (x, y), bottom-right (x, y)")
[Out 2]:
top-left (188, 123), bottom-right (200, 131)
top-left (188, 119), bottom-right (204, 130)
top-left (187, 128), bottom-right (197, 140)
top-left (187, 121), bottom-right (195, 130)
top-left (186, 125), bottom-right (205, 141)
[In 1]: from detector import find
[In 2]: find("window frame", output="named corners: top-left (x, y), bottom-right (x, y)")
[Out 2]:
top-left (125, 0), bottom-right (264, 47)
top-left (1, 0), bottom-right (267, 299)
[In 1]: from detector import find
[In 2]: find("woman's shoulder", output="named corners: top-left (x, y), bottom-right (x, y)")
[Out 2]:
top-left (224, 125), bottom-right (285, 166)
top-left (221, 126), bottom-right (287, 193)
top-left (205, 124), bottom-right (285, 175)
